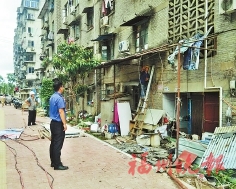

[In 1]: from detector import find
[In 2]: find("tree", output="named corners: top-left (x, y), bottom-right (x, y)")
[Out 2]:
top-left (0, 74), bottom-right (16, 95)
top-left (7, 73), bottom-right (16, 84)
top-left (0, 75), bottom-right (3, 83)
top-left (7, 73), bottom-right (16, 95)
top-left (49, 43), bottom-right (100, 118)
top-left (40, 78), bottom-right (54, 115)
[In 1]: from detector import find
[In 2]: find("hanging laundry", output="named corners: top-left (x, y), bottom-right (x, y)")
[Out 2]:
top-left (168, 26), bottom-right (213, 70)
top-left (102, 0), bottom-right (107, 16)
top-left (105, 0), bottom-right (114, 9)
top-left (183, 33), bottom-right (204, 70)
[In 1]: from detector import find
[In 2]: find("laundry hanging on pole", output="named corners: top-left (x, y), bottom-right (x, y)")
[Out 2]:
top-left (168, 26), bottom-right (213, 70)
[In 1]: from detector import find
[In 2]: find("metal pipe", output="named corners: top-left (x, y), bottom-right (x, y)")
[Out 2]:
top-left (176, 44), bottom-right (181, 158)
top-left (167, 169), bottom-right (188, 189)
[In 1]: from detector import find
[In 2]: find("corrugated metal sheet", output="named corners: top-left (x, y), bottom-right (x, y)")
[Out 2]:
top-left (200, 127), bottom-right (236, 169)
top-left (214, 126), bottom-right (236, 134)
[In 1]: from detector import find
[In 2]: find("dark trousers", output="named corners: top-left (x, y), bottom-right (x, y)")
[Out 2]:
top-left (28, 110), bottom-right (36, 126)
top-left (50, 120), bottom-right (65, 167)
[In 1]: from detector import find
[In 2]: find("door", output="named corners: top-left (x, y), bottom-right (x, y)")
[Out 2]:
top-left (203, 92), bottom-right (219, 133)
top-left (191, 93), bottom-right (204, 136)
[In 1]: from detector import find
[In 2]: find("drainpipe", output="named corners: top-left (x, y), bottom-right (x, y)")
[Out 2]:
top-left (204, 0), bottom-right (223, 127)
top-left (93, 0), bottom-right (98, 115)
top-left (93, 0), bottom-right (96, 54)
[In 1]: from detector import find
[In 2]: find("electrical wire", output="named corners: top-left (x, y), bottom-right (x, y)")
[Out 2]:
top-left (0, 136), bottom-right (54, 189)
top-left (14, 139), bottom-right (54, 189)
top-left (1, 137), bottom-right (25, 189)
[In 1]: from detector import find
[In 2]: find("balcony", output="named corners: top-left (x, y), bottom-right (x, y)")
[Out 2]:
top-left (68, 14), bottom-right (80, 27)
top-left (26, 47), bottom-right (36, 53)
top-left (26, 74), bottom-right (37, 80)
top-left (57, 18), bottom-right (69, 34)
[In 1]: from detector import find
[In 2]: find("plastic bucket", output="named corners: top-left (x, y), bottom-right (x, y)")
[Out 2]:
top-left (108, 123), bottom-right (117, 133)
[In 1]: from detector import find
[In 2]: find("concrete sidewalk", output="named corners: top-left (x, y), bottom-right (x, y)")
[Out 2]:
top-left (0, 105), bottom-right (178, 189)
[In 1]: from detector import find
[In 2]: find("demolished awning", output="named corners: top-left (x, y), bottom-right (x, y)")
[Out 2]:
top-left (91, 33), bottom-right (115, 41)
top-left (120, 7), bottom-right (154, 26)
top-left (82, 7), bottom-right (93, 13)
top-left (120, 16), bottom-right (150, 26)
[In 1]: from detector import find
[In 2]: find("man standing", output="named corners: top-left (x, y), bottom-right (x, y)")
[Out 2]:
top-left (25, 91), bottom-right (37, 126)
top-left (49, 79), bottom-right (68, 170)
top-left (139, 66), bottom-right (150, 99)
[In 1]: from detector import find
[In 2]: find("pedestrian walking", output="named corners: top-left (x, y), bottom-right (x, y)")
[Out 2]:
top-left (25, 91), bottom-right (38, 126)
top-left (49, 79), bottom-right (68, 170)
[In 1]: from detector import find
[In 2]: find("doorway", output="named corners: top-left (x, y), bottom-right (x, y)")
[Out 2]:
top-left (163, 92), bottom-right (219, 136)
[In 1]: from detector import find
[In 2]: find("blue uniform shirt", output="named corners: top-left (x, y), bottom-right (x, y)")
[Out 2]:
top-left (49, 92), bottom-right (66, 122)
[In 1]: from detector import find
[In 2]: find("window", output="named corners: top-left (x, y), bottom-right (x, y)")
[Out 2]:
top-left (24, 0), bottom-right (30, 7)
top-left (26, 13), bottom-right (34, 20)
top-left (28, 40), bottom-right (34, 47)
top-left (28, 27), bottom-right (32, 34)
top-left (25, 53), bottom-right (34, 61)
top-left (28, 67), bottom-right (34, 73)
top-left (52, 21), bottom-right (54, 31)
top-left (101, 41), bottom-right (113, 61)
top-left (24, 0), bottom-right (39, 9)
top-left (87, 9), bottom-right (94, 30)
top-left (135, 22), bottom-right (148, 52)
top-left (87, 89), bottom-right (93, 106)
top-left (74, 25), bottom-right (80, 39)
top-left (49, 0), bottom-right (54, 12)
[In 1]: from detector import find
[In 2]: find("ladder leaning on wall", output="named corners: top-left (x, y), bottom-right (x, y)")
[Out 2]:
top-left (130, 65), bottom-right (155, 138)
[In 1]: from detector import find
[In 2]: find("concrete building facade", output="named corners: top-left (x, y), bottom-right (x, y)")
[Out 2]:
top-left (14, 0), bottom-right (236, 136)
top-left (13, 0), bottom-right (46, 99)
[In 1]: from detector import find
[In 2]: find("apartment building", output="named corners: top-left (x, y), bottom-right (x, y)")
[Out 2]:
top-left (17, 0), bottom-right (236, 136)
top-left (13, 0), bottom-right (45, 99)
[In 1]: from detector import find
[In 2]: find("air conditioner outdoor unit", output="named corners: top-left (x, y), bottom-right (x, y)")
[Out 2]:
top-left (31, 47), bottom-right (35, 51)
top-left (70, 6), bottom-right (76, 15)
top-left (102, 16), bottom-right (109, 26)
top-left (219, 0), bottom-right (236, 14)
top-left (118, 40), bottom-right (129, 52)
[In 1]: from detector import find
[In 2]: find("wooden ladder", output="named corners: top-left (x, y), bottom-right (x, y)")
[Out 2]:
top-left (130, 99), bottom-right (148, 138)
top-left (130, 65), bottom-right (155, 138)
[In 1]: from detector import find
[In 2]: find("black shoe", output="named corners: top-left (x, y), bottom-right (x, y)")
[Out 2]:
top-left (32, 123), bottom-right (37, 125)
top-left (51, 162), bottom-right (64, 167)
top-left (54, 165), bottom-right (69, 170)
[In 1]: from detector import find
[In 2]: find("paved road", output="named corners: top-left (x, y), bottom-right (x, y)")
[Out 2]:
top-left (0, 105), bottom-right (178, 189)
